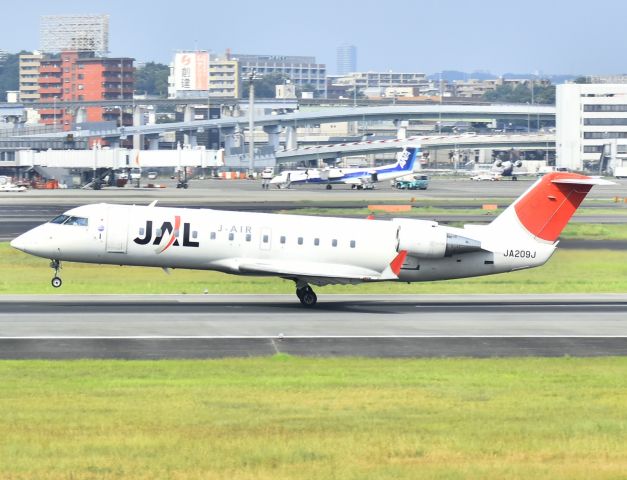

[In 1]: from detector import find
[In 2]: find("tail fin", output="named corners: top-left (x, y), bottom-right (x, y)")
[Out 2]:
top-left (395, 146), bottom-right (419, 172)
top-left (489, 172), bottom-right (613, 242)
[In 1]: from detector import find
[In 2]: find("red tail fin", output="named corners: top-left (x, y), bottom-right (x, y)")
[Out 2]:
top-left (514, 173), bottom-right (596, 242)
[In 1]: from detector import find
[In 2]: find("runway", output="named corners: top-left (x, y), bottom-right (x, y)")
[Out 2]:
top-left (1, 294), bottom-right (626, 359)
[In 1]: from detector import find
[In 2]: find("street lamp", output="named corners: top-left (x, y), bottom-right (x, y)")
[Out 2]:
top-left (248, 69), bottom-right (260, 174)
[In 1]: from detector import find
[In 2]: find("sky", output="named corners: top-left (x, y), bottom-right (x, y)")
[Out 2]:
top-left (1, 0), bottom-right (626, 76)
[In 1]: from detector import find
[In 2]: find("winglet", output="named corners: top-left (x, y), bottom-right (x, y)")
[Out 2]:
top-left (389, 250), bottom-right (408, 276)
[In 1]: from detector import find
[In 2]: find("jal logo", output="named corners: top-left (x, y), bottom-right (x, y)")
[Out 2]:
top-left (133, 216), bottom-right (199, 253)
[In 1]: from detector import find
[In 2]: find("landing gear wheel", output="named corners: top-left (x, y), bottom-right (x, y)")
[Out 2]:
top-left (49, 259), bottom-right (62, 288)
top-left (297, 286), bottom-right (317, 307)
top-left (326, 184), bottom-right (332, 190)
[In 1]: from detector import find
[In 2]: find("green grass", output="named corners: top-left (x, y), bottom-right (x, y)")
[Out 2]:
top-left (0, 357), bottom-right (626, 479)
top-left (1, 242), bottom-right (627, 294)
top-left (561, 223), bottom-right (627, 240)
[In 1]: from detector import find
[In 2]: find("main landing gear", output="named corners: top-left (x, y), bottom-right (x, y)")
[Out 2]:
top-left (295, 284), bottom-right (317, 307)
top-left (50, 259), bottom-right (62, 288)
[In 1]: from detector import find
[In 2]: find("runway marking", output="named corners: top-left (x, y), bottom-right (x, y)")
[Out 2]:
top-left (1, 335), bottom-right (627, 340)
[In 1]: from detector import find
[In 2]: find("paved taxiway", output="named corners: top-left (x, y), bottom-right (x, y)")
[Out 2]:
top-left (1, 294), bottom-right (626, 359)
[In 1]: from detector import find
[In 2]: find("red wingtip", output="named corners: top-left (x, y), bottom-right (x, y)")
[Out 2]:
top-left (390, 250), bottom-right (408, 276)
top-left (366, 214), bottom-right (375, 220)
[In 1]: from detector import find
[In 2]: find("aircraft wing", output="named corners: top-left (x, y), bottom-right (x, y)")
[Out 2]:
top-left (233, 252), bottom-right (407, 286)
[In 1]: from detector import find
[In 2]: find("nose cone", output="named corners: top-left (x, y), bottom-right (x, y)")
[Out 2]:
top-left (10, 234), bottom-right (28, 252)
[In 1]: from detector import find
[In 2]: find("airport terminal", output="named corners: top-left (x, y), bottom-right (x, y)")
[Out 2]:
top-left (0, 7), bottom-right (626, 480)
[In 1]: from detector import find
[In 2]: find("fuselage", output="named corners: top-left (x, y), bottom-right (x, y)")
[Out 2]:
top-left (11, 203), bottom-right (555, 285)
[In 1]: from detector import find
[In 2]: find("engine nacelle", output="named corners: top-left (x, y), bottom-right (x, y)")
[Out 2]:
top-left (514, 160), bottom-right (523, 168)
top-left (395, 219), bottom-right (483, 258)
top-left (494, 160), bottom-right (503, 168)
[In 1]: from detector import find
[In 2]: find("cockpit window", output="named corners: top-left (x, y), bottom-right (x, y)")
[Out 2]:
top-left (49, 215), bottom-right (88, 226)
top-left (50, 215), bottom-right (69, 224)
top-left (66, 216), bottom-right (88, 226)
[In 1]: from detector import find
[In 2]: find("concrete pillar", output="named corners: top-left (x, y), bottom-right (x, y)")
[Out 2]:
top-left (133, 105), bottom-right (144, 150)
top-left (147, 134), bottom-right (160, 150)
top-left (108, 138), bottom-right (121, 149)
top-left (183, 105), bottom-right (195, 146)
top-left (285, 125), bottom-right (298, 150)
top-left (221, 126), bottom-right (241, 154)
top-left (263, 124), bottom-right (281, 151)
top-left (394, 120), bottom-right (409, 140)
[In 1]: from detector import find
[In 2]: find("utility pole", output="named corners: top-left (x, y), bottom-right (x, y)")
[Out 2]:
top-left (248, 69), bottom-right (256, 174)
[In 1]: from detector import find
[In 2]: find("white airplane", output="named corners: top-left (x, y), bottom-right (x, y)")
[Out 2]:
top-left (270, 146), bottom-right (420, 190)
top-left (11, 173), bottom-right (611, 307)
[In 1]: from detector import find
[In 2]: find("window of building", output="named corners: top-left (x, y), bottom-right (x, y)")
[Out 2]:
top-left (583, 145), bottom-right (604, 153)
top-left (584, 118), bottom-right (627, 126)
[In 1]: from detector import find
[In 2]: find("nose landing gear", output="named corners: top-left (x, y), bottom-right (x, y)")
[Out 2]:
top-left (296, 284), bottom-right (317, 307)
top-left (50, 259), bottom-right (62, 288)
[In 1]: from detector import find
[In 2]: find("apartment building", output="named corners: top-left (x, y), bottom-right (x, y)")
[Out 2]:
top-left (19, 52), bottom-right (43, 102)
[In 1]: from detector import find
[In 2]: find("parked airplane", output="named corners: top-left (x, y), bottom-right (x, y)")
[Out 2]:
top-left (11, 172), bottom-right (610, 307)
top-left (270, 146), bottom-right (419, 190)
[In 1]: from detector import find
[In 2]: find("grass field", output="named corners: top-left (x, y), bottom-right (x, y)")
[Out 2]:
top-left (1, 242), bottom-right (626, 295)
top-left (0, 357), bottom-right (626, 479)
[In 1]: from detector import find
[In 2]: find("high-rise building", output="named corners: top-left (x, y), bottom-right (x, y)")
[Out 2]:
top-left (40, 14), bottom-right (109, 56)
top-left (38, 51), bottom-right (133, 129)
top-left (231, 53), bottom-right (326, 95)
top-left (336, 44), bottom-right (357, 75)
top-left (19, 52), bottom-right (43, 102)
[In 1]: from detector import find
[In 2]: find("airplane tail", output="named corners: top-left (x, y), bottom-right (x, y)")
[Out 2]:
top-left (394, 146), bottom-right (419, 172)
top-left (487, 172), bottom-right (613, 243)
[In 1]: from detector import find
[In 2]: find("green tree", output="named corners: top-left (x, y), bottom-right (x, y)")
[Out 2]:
top-left (134, 62), bottom-right (169, 96)
top-left (241, 73), bottom-right (289, 99)
top-left (573, 76), bottom-right (591, 84)
top-left (482, 82), bottom-right (555, 104)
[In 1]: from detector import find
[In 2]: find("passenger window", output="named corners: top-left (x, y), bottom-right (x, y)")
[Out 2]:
top-left (298, 237), bottom-right (303, 245)
top-left (332, 239), bottom-right (338, 247)
top-left (139, 227), bottom-right (145, 236)
top-left (228, 233), bottom-right (234, 241)
top-left (155, 228), bottom-right (162, 237)
top-left (350, 240), bottom-right (356, 248)
top-left (314, 238), bottom-right (319, 246)
top-left (210, 232), bottom-right (216, 240)
top-left (192, 231), bottom-right (198, 239)
top-left (280, 236), bottom-right (286, 244)
top-left (263, 235), bottom-right (269, 243)
top-left (246, 233), bottom-right (252, 242)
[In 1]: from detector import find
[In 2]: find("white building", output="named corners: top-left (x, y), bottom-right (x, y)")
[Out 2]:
top-left (557, 83), bottom-right (627, 171)
top-left (168, 51), bottom-right (239, 99)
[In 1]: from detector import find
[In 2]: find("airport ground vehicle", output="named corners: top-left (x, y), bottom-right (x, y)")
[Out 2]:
top-left (11, 173), bottom-right (611, 307)
top-left (394, 175), bottom-right (429, 190)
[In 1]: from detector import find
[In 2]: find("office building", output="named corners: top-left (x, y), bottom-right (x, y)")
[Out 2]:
top-left (168, 51), bottom-right (239, 99)
top-left (231, 53), bottom-right (326, 95)
top-left (336, 44), bottom-right (357, 75)
top-left (556, 83), bottom-right (627, 171)
top-left (19, 52), bottom-right (43, 102)
top-left (40, 14), bottom-right (109, 56)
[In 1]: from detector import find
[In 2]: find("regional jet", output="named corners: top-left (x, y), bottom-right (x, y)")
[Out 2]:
top-left (11, 173), bottom-right (610, 306)
top-left (270, 146), bottom-right (419, 190)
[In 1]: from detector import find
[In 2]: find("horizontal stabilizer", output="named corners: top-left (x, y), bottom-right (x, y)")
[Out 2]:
top-left (552, 178), bottom-right (615, 186)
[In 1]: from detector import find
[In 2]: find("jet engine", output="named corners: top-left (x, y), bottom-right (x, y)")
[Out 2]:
top-left (514, 160), bottom-right (523, 168)
top-left (395, 219), bottom-right (483, 258)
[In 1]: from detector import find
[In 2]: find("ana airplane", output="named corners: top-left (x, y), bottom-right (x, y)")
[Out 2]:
top-left (270, 146), bottom-right (419, 190)
top-left (11, 172), bottom-right (610, 307)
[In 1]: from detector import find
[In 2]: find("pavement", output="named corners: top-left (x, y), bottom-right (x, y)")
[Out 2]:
top-left (0, 294), bottom-right (626, 359)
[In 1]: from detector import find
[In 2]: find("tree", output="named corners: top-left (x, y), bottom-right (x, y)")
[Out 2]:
top-left (241, 73), bottom-right (289, 99)
top-left (134, 62), bottom-right (169, 96)
top-left (573, 76), bottom-right (591, 84)
top-left (482, 82), bottom-right (555, 104)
